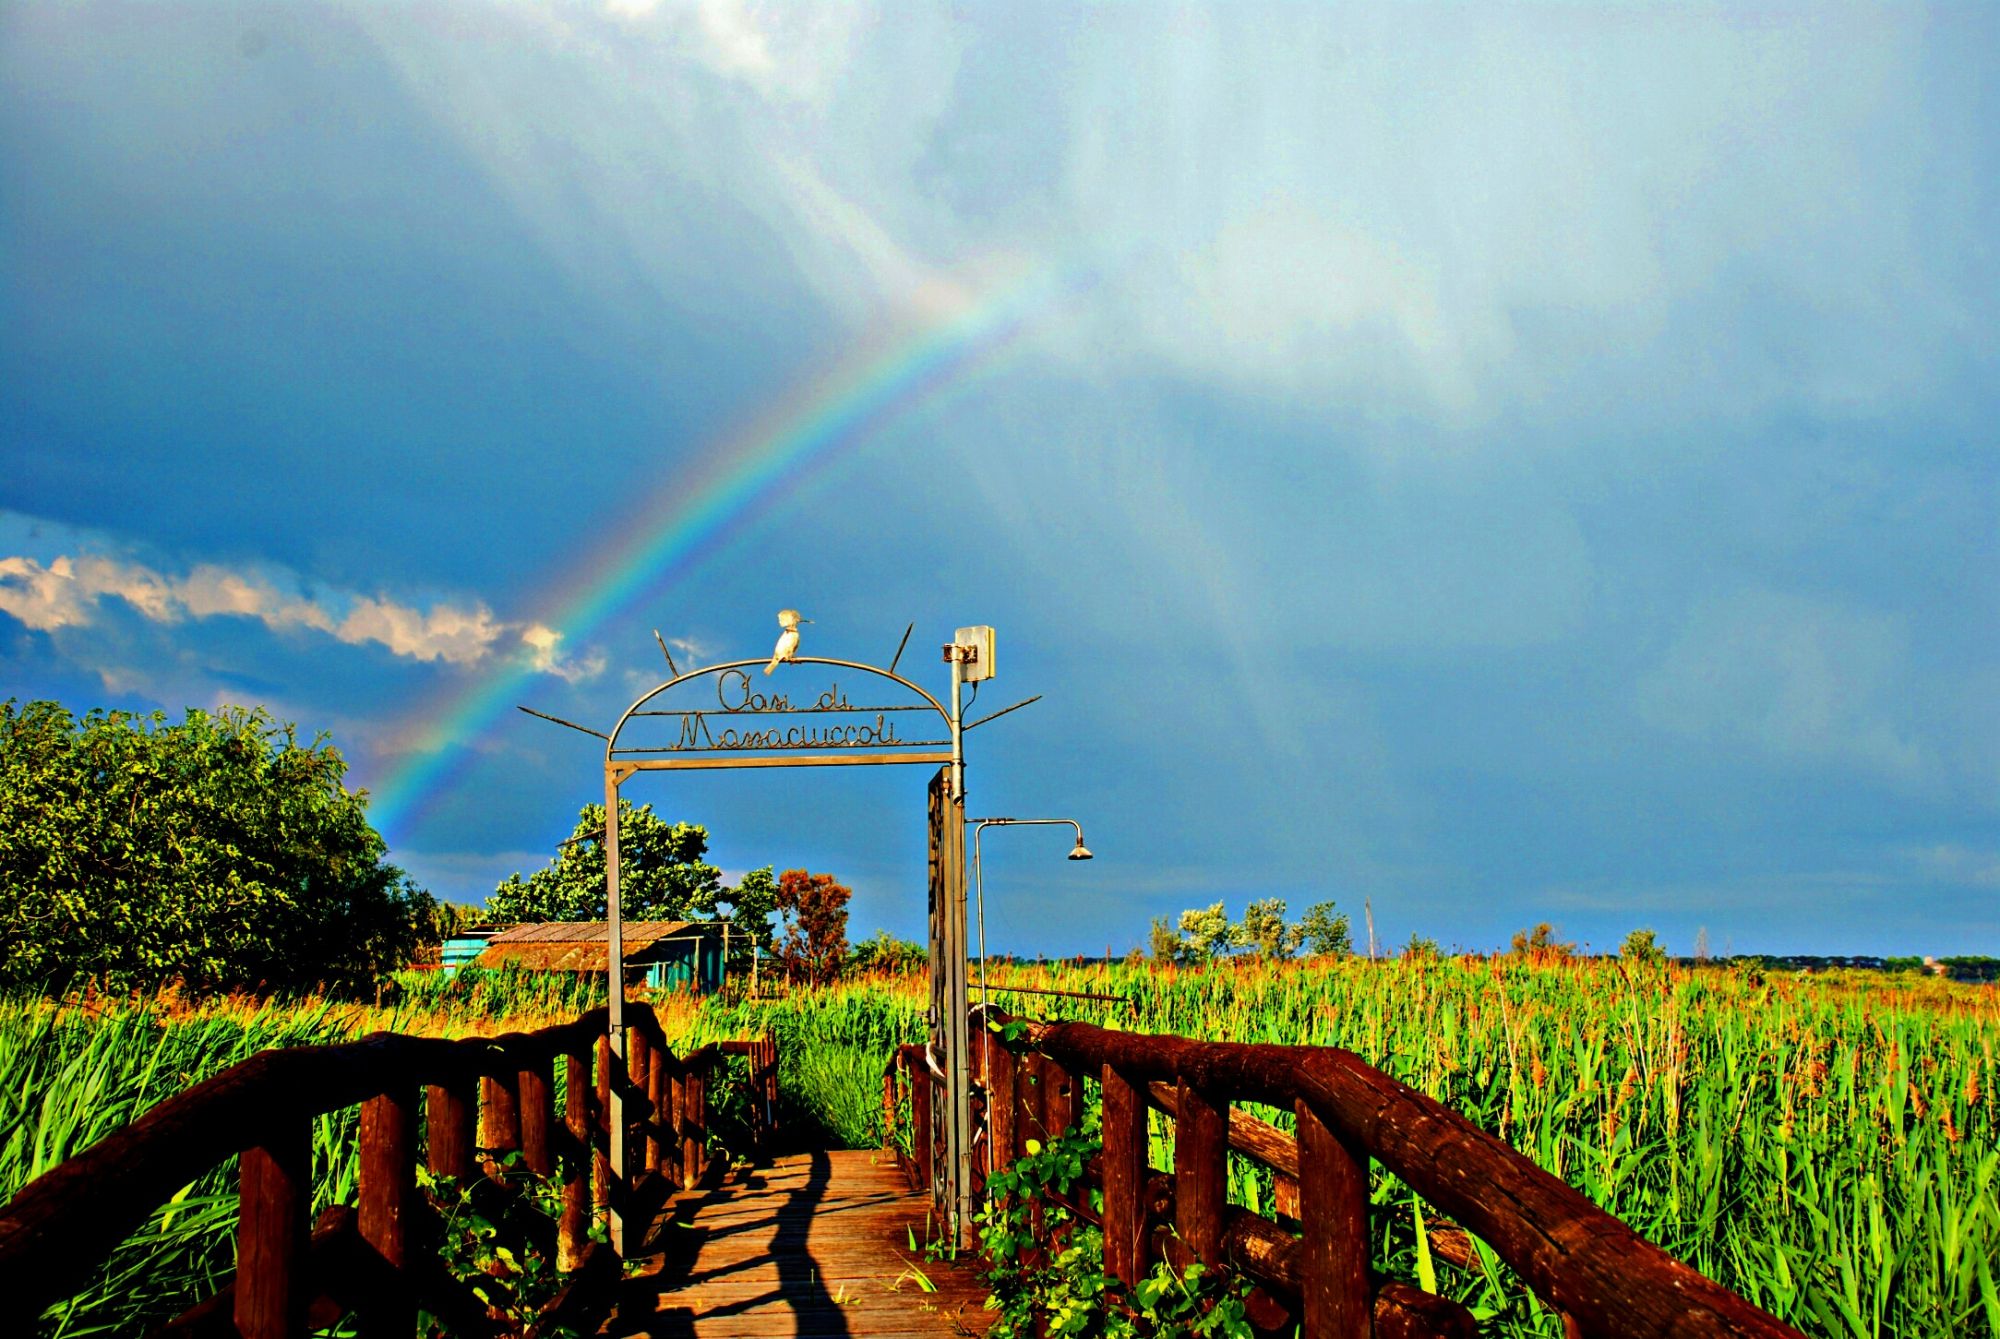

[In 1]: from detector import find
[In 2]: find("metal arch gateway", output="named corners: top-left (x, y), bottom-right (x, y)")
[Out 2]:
top-left (526, 642), bottom-right (1032, 1252)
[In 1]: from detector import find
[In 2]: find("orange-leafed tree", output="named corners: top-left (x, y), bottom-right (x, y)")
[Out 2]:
top-left (774, 868), bottom-right (851, 986)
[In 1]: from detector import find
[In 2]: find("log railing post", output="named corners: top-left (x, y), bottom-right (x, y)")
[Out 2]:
top-left (1044, 1057), bottom-right (1076, 1141)
top-left (682, 1063), bottom-right (707, 1188)
top-left (1296, 1098), bottom-right (1371, 1339)
top-left (883, 1065), bottom-right (899, 1160)
top-left (479, 1071), bottom-right (520, 1179)
top-left (1019, 1052), bottom-right (1047, 1155)
top-left (1100, 1064), bottom-right (1148, 1287)
top-left (627, 1026), bottom-right (652, 1181)
top-left (911, 1057), bottom-right (934, 1209)
top-left (1021, 1053), bottom-right (1049, 1266)
top-left (1174, 1080), bottom-right (1227, 1268)
top-left (594, 1034), bottom-right (613, 1225)
top-left (671, 1066), bottom-right (691, 1189)
top-left (761, 1037), bottom-right (779, 1155)
top-left (234, 1117), bottom-right (311, 1339)
top-left (986, 1042), bottom-right (1017, 1184)
top-left (518, 1060), bottom-right (553, 1179)
top-left (357, 1089), bottom-right (416, 1335)
top-left (647, 1046), bottom-right (667, 1175)
top-left (559, 1044), bottom-right (591, 1273)
top-left (427, 1074), bottom-right (476, 1182)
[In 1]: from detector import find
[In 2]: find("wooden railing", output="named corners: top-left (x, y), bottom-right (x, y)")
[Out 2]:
top-left (886, 1010), bottom-right (1805, 1339)
top-left (0, 1003), bottom-right (778, 1336)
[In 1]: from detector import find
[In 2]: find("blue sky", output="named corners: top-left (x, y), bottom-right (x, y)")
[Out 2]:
top-left (3, 2), bottom-right (1994, 957)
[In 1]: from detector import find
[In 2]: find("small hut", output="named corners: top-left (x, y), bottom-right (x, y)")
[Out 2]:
top-left (439, 927), bottom-right (499, 976)
top-left (475, 921), bottom-right (728, 994)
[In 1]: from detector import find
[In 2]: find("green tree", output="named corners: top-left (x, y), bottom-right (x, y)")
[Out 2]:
top-left (1296, 901), bottom-right (1353, 957)
top-left (1148, 915), bottom-right (1182, 962)
top-left (1402, 933), bottom-right (1441, 961)
top-left (416, 899), bottom-right (484, 945)
top-left (1176, 902), bottom-right (1233, 963)
top-left (724, 865), bottom-right (779, 966)
top-left (0, 699), bottom-right (432, 995)
top-left (1620, 928), bottom-right (1666, 965)
top-left (773, 868), bottom-right (850, 986)
top-left (487, 800), bottom-right (722, 924)
top-left (1232, 897), bottom-right (1298, 958)
top-left (1511, 922), bottom-right (1576, 960)
top-left (847, 928), bottom-right (925, 976)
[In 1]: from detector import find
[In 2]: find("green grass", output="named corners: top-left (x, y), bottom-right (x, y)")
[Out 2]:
top-left (5, 961), bottom-right (1995, 1337)
top-left (0, 999), bottom-right (361, 1335)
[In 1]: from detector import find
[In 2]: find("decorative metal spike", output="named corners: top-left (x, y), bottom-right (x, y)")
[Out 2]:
top-left (653, 629), bottom-right (679, 678)
top-left (962, 695), bottom-right (1042, 731)
top-left (888, 622), bottom-right (914, 676)
top-left (517, 704), bottom-right (611, 740)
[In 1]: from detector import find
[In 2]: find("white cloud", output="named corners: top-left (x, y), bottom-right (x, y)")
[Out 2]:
top-left (0, 548), bottom-right (602, 680)
top-left (522, 624), bottom-right (607, 684)
top-left (0, 555), bottom-right (93, 629)
top-left (369, 3), bottom-right (1962, 438)
top-left (665, 635), bottom-right (709, 670)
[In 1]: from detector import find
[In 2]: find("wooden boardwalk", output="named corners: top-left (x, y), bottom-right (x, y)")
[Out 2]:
top-left (605, 1150), bottom-right (997, 1337)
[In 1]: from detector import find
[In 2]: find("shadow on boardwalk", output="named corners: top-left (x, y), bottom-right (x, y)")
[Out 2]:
top-left (605, 1150), bottom-right (993, 1338)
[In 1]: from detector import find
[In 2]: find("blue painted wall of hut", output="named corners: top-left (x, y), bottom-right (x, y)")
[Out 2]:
top-left (440, 934), bottom-right (494, 976)
top-left (642, 930), bottom-right (725, 993)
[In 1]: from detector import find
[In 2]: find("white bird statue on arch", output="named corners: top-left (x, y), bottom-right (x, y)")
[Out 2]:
top-left (764, 609), bottom-right (810, 675)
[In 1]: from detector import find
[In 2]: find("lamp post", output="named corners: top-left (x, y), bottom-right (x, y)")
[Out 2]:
top-left (967, 817), bottom-right (1092, 1077)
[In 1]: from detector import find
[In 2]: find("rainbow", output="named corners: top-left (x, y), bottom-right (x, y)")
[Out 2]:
top-left (365, 263), bottom-right (1077, 842)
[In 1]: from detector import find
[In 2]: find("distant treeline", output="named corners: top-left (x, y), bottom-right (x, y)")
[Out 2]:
top-left (999, 952), bottom-right (2000, 981)
top-left (1695, 954), bottom-right (2000, 981)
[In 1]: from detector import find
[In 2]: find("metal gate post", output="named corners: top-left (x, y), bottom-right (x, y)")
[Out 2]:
top-left (604, 766), bottom-right (628, 1256)
top-left (943, 648), bottom-right (973, 1245)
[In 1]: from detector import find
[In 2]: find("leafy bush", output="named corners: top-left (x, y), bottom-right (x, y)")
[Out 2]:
top-left (977, 1122), bottom-right (1252, 1337)
top-left (0, 699), bottom-right (430, 996)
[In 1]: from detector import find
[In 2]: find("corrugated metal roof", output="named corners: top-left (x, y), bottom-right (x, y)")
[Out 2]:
top-left (485, 921), bottom-right (721, 950)
top-left (472, 923), bottom-right (724, 975)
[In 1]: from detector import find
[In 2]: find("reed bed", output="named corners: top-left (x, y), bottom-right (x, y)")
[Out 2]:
top-left (5, 959), bottom-right (1994, 1336)
top-left (959, 956), bottom-right (2000, 1339)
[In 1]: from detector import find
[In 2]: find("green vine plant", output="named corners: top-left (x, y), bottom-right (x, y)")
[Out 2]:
top-left (975, 1119), bottom-right (1255, 1338)
top-left (416, 1147), bottom-right (601, 1336)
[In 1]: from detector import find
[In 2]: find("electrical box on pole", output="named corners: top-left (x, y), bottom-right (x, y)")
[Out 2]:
top-left (954, 626), bottom-right (996, 683)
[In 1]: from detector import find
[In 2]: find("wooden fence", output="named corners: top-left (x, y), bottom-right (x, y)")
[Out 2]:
top-left (0, 1003), bottom-right (777, 1336)
top-left (885, 1009), bottom-right (1805, 1339)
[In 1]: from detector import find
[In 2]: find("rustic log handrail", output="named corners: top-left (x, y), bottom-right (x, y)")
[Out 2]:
top-left (0, 1001), bottom-right (779, 1335)
top-left (885, 1011), bottom-right (1804, 1339)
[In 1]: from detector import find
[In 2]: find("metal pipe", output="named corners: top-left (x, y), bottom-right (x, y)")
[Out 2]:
top-left (975, 982), bottom-right (1129, 1006)
top-left (967, 817), bottom-right (1091, 1123)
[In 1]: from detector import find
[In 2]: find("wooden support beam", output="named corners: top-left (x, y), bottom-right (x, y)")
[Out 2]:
top-left (647, 1046), bottom-right (667, 1175)
top-left (986, 1044), bottom-right (1017, 1182)
top-left (1297, 1098), bottom-right (1372, 1339)
top-left (911, 1062), bottom-right (933, 1207)
top-left (426, 1076), bottom-right (475, 1182)
top-left (1173, 1080), bottom-right (1227, 1268)
top-left (357, 1090), bottom-right (416, 1336)
top-left (518, 1062), bottom-right (553, 1179)
top-left (560, 1046), bottom-right (592, 1273)
top-left (234, 1119), bottom-right (310, 1339)
top-left (682, 1066), bottom-right (707, 1189)
top-left (627, 1026), bottom-right (652, 1179)
top-left (479, 1073), bottom-right (520, 1178)
top-left (1100, 1064), bottom-right (1149, 1288)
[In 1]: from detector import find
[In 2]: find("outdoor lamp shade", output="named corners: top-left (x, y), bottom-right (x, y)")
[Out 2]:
top-left (1068, 839), bottom-right (1093, 860)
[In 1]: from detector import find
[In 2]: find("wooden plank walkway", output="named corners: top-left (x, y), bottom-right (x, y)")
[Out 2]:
top-left (604, 1150), bottom-right (998, 1337)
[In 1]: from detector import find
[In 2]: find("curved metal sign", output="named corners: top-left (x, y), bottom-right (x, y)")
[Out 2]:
top-left (603, 656), bottom-right (954, 775)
